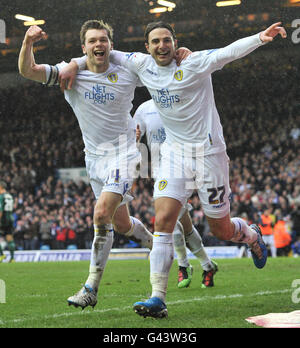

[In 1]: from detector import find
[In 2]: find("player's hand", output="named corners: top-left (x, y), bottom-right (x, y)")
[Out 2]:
top-left (259, 22), bottom-right (287, 43)
top-left (136, 124), bottom-right (141, 143)
top-left (175, 47), bottom-right (192, 66)
top-left (24, 25), bottom-right (47, 44)
top-left (58, 61), bottom-right (79, 92)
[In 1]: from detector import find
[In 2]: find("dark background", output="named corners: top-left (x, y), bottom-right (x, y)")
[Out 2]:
top-left (0, 0), bottom-right (298, 73)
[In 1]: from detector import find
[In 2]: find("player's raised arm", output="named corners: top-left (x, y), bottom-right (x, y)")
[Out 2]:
top-left (18, 26), bottom-right (48, 83)
top-left (196, 22), bottom-right (287, 76)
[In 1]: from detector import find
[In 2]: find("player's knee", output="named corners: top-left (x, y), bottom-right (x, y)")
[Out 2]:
top-left (111, 207), bottom-right (131, 234)
top-left (113, 218), bottom-right (131, 235)
top-left (94, 206), bottom-right (112, 226)
top-left (155, 210), bottom-right (177, 233)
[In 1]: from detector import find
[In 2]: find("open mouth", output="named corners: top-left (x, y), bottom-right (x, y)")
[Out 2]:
top-left (157, 52), bottom-right (170, 59)
top-left (94, 50), bottom-right (105, 57)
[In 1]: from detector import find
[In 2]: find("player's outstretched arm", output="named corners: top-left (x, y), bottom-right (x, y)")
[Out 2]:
top-left (198, 21), bottom-right (287, 76)
top-left (18, 25), bottom-right (47, 83)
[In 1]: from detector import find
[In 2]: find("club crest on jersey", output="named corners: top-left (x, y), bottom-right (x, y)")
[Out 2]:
top-left (158, 180), bottom-right (168, 191)
top-left (107, 73), bottom-right (118, 83)
top-left (174, 70), bottom-right (183, 81)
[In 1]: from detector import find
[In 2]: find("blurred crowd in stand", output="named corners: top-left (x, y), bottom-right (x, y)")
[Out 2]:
top-left (0, 56), bottom-right (299, 256)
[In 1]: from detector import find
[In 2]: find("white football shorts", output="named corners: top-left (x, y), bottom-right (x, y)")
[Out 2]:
top-left (85, 147), bottom-right (140, 205)
top-left (153, 150), bottom-right (231, 219)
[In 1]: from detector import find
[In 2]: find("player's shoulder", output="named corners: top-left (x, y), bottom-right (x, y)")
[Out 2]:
top-left (181, 50), bottom-right (217, 66)
top-left (125, 52), bottom-right (152, 69)
top-left (134, 99), bottom-right (159, 123)
top-left (109, 62), bottom-right (132, 74)
top-left (126, 52), bottom-right (149, 61)
top-left (107, 62), bottom-right (140, 83)
top-left (135, 99), bottom-right (156, 113)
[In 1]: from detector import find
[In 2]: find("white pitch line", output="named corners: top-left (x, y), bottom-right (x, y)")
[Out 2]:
top-left (0, 288), bottom-right (292, 326)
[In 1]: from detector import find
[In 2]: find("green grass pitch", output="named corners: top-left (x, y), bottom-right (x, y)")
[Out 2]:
top-left (0, 257), bottom-right (299, 328)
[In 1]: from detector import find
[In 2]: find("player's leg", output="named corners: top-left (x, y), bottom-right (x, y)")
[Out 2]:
top-left (0, 231), bottom-right (5, 262)
top-left (151, 197), bottom-right (181, 300)
top-left (173, 220), bottom-right (194, 288)
top-left (85, 147), bottom-right (145, 291)
top-left (198, 151), bottom-right (267, 269)
top-left (87, 192), bottom-right (121, 290)
top-left (205, 210), bottom-right (267, 268)
top-left (206, 213), bottom-right (267, 266)
top-left (113, 204), bottom-right (153, 249)
top-left (172, 205), bottom-right (193, 289)
top-left (133, 147), bottom-right (189, 318)
top-left (173, 221), bottom-right (189, 268)
top-left (6, 233), bottom-right (15, 263)
top-left (133, 196), bottom-right (182, 318)
top-left (180, 210), bottom-right (218, 288)
top-left (68, 192), bottom-right (120, 309)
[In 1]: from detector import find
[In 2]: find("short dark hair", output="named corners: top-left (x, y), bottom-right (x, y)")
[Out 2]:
top-left (144, 21), bottom-right (176, 43)
top-left (80, 19), bottom-right (113, 45)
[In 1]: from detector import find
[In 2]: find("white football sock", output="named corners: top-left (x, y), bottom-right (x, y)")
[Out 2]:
top-left (86, 224), bottom-right (114, 292)
top-left (173, 221), bottom-right (189, 268)
top-left (125, 216), bottom-right (153, 249)
top-left (185, 226), bottom-right (213, 271)
top-left (230, 218), bottom-right (258, 245)
top-left (150, 232), bottom-right (174, 302)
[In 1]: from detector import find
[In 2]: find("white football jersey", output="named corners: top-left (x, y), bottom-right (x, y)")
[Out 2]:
top-left (133, 99), bottom-right (165, 146)
top-left (111, 33), bottom-right (264, 156)
top-left (44, 62), bottom-right (140, 155)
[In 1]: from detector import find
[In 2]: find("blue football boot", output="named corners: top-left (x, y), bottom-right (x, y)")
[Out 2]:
top-left (249, 224), bottom-right (268, 269)
top-left (133, 297), bottom-right (168, 318)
